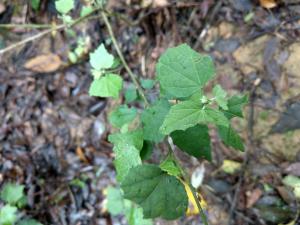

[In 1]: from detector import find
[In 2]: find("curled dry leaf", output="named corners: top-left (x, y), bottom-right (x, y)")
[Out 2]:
top-left (24, 53), bottom-right (62, 73)
top-left (246, 188), bottom-right (263, 208)
top-left (259, 0), bottom-right (277, 9)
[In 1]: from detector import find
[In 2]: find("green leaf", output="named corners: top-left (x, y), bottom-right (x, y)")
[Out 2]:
top-left (17, 219), bottom-right (43, 225)
top-left (89, 44), bottom-right (114, 71)
top-left (109, 129), bottom-right (144, 151)
top-left (218, 125), bottom-right (244, 151)
top-left (88, 74), bottom-right (123, 99)
top-left (141, 99), bottom-right (170, 143)
top-left (141, 79), bottom-right (155, 90)
top-left (125, 87), bottom-right (137, 103)
top-left (108, 130), bottom-right (143, 181)
top-left (157, 44), bottom-right (215, 98)
top-left (109, 105), bottom-right (137, 128)
top-left (80, 5), bottom-right (93, 17)
top-left (160, 97), bottom-right (229, 135)
top-left (121, 164), bottom-right (188, 220)
top-left (55, 0), bottom-right (74, 14)
top-left (221, 95), bottom-right (248, 119)
top-left (106, 186), bottom-right (124, 216)
top-left (0, 205), bottom-right (18, 225)
top-left (124, 201), bottom-right (153, 225)
top-left (213, 84), bottom-right (228, 110)
top-left (171, 124), bottom-right (211, 161)
top-left (30, 0), bottom-right (40, 10)
top-left (1, 183), bottom-right (25, 205)
top-left (159, 154), bottom-right (182, 177)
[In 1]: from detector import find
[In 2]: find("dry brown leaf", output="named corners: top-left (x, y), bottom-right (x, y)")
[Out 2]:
top-left (259, 0), bottom-right (277, 8)
top-left (24, 53), bottom-right (61, 73)
top-left (76, 146), bottom-right (89, 163)
top-left (246, 188), bottom-right (263, 208)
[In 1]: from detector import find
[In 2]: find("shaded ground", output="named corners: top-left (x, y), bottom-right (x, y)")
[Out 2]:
top-left (1, 0), bottom-right (300, 224)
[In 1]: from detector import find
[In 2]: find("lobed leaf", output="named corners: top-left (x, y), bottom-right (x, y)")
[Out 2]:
top-left (221, 95), bottom-right (248, 119)
top-left (89, 74), bottom-right (123, 99)
top-left (0, 183), bottom-right (25, 205)
top-left (157, 44), bottom-right (215, 98)
top-left (213, 84), bottom-right (228, 110)
top-left (218, 126), bottom-right (244, 151)
top-left (89, 44), bottom-right (114, 71)
top-left (0, 205), bottom-right (18, 225)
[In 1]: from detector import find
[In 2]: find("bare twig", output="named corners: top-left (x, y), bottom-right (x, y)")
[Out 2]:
top-left (0, 23), bottom-right (52, 29)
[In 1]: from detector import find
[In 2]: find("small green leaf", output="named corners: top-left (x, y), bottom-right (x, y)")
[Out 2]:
top-left (30, 0), bottom-right (40, 10)
top-left (125, 87), bottom-right (137, 103)
top-left (106, 187), bottom-right (124, 216)
top-left (171, 124), bottom-right (211, 161)
top-left (160, 97), bottom-right (229, 135)
top-left (141, 79), bottom-right (155, 90)
top-left (213, 84), bottom-right (228, 110)
top-left (124, 201), bottom-right (153, 225)
top-left (89, 44), bottom-right (114, 71)
top-left (109, 129), bottom-right (144, 151)
top-left (0, 205), bottom-right (18, 225)
top-left (121, 164), bottom-right (188, 220)
top-left (109, 130), bottom-right (143, 181)
top-left (89, 74), bottom-right (123, 99)
top-left (221, 95), bottom-right (248, 119)
top-left (55, 0), bottom-right (74, 14)
top-left (1, 183), bottom-right (25, 205)
top-left (17, 219), bottom-right (43, 225)
top-left (109, 105), bottom-right (137, 128)
top-left (218, 125), bottom-right (244, 151)
top-left (80, 6), bottom-right (93, 17)
top-left (141, 99), bottom-right (170, 143)
top-left (157, 44), bottom-right (215, 98)
top-left (159, 154), bottom-right (182, 177)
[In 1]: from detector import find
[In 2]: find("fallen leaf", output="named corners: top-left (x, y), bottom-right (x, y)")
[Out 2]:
top-left (246, 188), bottom-right (263, 208)
top-left (191, 164), bottom-right (205, 189)
top-left (221, 159), bottom-right (241, 174)
top-left (24, 54), bottom-right (61, 73)
top-left (76, 146), bottom-right (89, 163)
top-left (284, 162), bottom-right (300, 176)
top-left (259, 0), bottom-right (277, 9)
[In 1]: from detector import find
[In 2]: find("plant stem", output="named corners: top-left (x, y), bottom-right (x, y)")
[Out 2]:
top-left (0, 7), bottom-right (100, 55)
top-left (167, 137), bottom-right (209, 225)
top-left (0, 23), bottom-right (53, 29)
top-left (100, 11), bottom-right (149, 107)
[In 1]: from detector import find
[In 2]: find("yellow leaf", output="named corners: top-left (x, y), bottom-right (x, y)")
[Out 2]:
top-left (182, 181), bottom-right (207, 216)
top-left (221, 159), bottom-right (241, 174)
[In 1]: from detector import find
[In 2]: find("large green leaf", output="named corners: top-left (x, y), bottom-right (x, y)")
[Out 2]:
top-left (171, 124), bottom-right (211, 161)
top-left (160, 98), bottom-right (229, 135)
top-left (89, 44), bottom-right (114, 71)
top-left (89, 74), bottom-right (123, 99)
top-left (156, 44), bottom-right (215, 98)
top-left (55, 0), bottom-right (74, 14)
top-left (109, 105), bottom-right (137, 128)
top-left (0, 183), bottom-right (24, 205)
top-left (124, 201), bottom-right (153, 225)
top-left (221, 95), bottom-right (248, 119)
top-left (218, 126), bottom-right (244, 151)
top-left (213, 84), bottom-right (228, 110)
top-left (108, 130), bottom-right (143, 181)
top-left (121, 164), bottom-right (188, 220)
top-left (106, 186), bottom-right (125, 216)
top-left (141, 99), bottom-right (170, 143)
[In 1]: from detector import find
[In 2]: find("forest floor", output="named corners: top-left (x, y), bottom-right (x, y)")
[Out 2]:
top-left (1, 1), bottom-right (300, 225)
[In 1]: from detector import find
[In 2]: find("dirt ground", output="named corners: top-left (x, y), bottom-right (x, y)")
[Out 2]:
top-left (1, 0), bottom-right (300, 225)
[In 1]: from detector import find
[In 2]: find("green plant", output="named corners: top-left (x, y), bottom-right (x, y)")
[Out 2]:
top-left (0, 183), bottom-right (42, 225)
top-left (50, 1), bottom-right (248, 223)
top-left (88, 41), bottom-right (247, 222)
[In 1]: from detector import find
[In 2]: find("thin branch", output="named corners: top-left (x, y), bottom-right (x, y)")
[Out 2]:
top-left (0, 23), bottom-right (53, 29)
top-left (0, 7), bottom-right (100, 55)
top-left (100, 10), bottom-right (149, 107)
